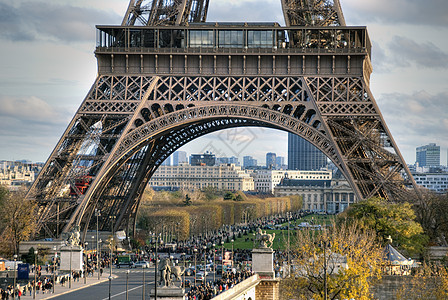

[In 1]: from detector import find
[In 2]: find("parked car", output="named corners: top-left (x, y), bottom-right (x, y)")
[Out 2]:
top-left (134, 261), bottom-right (150, 268)
top-left (196, 272), bottom-right (205, 280)
top-left (116, 261), bottom-right (135, 268)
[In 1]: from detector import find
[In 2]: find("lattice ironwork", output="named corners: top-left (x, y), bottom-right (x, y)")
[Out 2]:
top-left (26, 0), bottom-right (419, 240)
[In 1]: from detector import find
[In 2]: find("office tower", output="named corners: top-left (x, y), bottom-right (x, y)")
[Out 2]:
top-left (288, 133), bottom-right (327, 170)
top-left (161, 156), bottom-right (171, 166)
top-left (276, 156), bottom-right (285, 169)
top-left (243, 156), bottom-right (257, 168)
top-left (190, 152), bottom-right (216, 166)
top-left (416, 143), bottom-right (440, 167)
top-left (173, 151), bottom-right (187, 166)
top-left (266, 152), bottom-right (277, 169)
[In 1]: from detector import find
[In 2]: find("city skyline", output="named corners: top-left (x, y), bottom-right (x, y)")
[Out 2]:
top-left (0, 0), bottom-right (447, 166)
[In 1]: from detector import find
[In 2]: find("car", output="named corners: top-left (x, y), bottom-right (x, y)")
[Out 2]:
top-left (116, 261), bottom-right (135, 268)
top-left (196, 272), bottom-right (205, 280)
top-left (134, 261), bottom-right (150, 268)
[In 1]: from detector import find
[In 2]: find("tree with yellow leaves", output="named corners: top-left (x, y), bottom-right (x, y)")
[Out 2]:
top-left (280, 220), bottom-right (383, 300)
top-left (0, 188), bottom-right (37, 256)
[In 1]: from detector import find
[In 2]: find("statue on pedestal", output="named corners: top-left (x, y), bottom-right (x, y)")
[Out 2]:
top-left (67, 226), bottom-right (81, 247)
top-left (255, 228), bottom-right (275, 249)
top-left (158, 258), bottom-right (185, 287)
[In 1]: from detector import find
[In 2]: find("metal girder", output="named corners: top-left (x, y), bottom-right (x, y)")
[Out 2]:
top-left (25, 0), bottom-right (420, 240)
top-left (122, 0), bottom-right (209, 26)
top-left (281, 0), bottom-right (346, 26)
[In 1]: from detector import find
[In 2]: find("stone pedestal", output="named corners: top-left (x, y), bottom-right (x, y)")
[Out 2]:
top-left (150, 286), bottom-right (185, 300)
top-left (59, 245), bottom-right (83, 272)
top-left (252, 248), bottom-right (275, 279)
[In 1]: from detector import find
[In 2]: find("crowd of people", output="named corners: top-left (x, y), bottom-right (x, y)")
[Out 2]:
top-left (186, 270), bottom-right (253, 300)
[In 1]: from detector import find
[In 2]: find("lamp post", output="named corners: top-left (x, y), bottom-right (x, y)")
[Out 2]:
top-left (220, 241), bottom-right (224, 276)
top-left (319, 240), bottom-right (331, 300)
top-left (212, 244), bottom-right (216, 282)
top-left (193, 248), bottom-right (197, 286)
top-left (95, 209), bottom-right (101, 280)
top-left (152, 235), bottom-right (163, 300)
top-left (53, 246), bottom-right (57, 294)
top-left (203, 245), bottom-right (207, 284)
top-left (13, 254), bottom-right (17, 300)
top-left (84, 242), bottom-right (88, 284)
top-left (182, 253), bottom-right (186, 289)
top-left (231, 239), bottom-right (234, 270)
top-left (126, 270), bottom-right (130, 300)
top-left (108, 215), bottom-right (116, 300)
top-left (287, 211), bottom-right (291, 277)
top-left (33, 250), bottom-right (37, 299)
top-left (69, 245), bottom-right (72, 289)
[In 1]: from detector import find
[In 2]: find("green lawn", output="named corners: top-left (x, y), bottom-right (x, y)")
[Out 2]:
top-left (222, 214), bottom-right (335, 250)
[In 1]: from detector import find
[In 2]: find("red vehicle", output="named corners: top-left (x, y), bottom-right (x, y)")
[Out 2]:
top-left (69, 175), bottom-right (92, 196)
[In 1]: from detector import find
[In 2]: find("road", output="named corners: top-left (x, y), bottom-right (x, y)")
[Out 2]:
top-left (50, 267), bottom-right (216, 300)
top-left (52, 268), bottom-right (155, 300)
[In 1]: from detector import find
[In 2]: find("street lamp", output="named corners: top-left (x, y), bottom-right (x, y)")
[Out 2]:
top-left (33, 250), bottom-right (37, 299)
top-left (193, 248), bottom-right (197, 286)
top-left (231, 239), bottom-right (234, 270)
top-left (220, 241), bottom-right (224, 276)
top-left (13, 254), bottom-right (17, 300)
top-left (212, 244), bottom-right (216, 282)
top-left (95, 209), bottom-right (101, 280)
top-left (203, 245), bottom-right (207, 284)
top-left (319, 240), bottom-right (331, 300)
top-left (84, 242), bottom-right (88, 284)
top-left (53, 246), bottom-right (57, 294)
top-left (108, 215), bottom-right (116, 300)
top-left (152, 234), bottom-right (163, 300)
top-left (126, 270), bottom-right (130, 300)
top-left (287, 212), bottom-right (291, 277)
top-left (69, 244), bottom-right (73, 289)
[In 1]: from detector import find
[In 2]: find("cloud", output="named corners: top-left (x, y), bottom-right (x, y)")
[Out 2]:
top-left (344, 0), bottom-right (448, 27)
top-left (0, 95), bottom-right (70, 126)
top-left (0, 1), bottom-right (120, 42)
top-left (0, 95), bottom-right (74, 161)
top-left (388, 36), bottom-right (448, 69)
top-left (377, 90), bottom-right (448, 162)
top-left (208, 0), bottom-right (284, 23)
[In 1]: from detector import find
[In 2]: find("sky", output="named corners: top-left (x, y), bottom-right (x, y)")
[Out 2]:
top-left (0, 0), bottom-right (447, 166)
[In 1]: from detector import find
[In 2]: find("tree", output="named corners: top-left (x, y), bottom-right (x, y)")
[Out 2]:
top-left (341, 197), bottom-right (427, 256)
top-left (395, 262), bottom-right (448, 300)
top-left (413, 191), bottom-right (448, 246)
top-left (224, 192), bottom-right (235, 201)
top-left (0, 189), bottom-right (37, 256)
top-left (183, 194), bottom-right (192, 206)
top-left (281, 220), bottom-right (382, 300)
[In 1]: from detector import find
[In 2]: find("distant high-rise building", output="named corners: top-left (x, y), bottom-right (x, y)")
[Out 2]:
top-left (161, 156), bottom-right (171, 166)
top-left (288, 133), bottom-right (327, 170)
top-left (416, 143), bottom-right (440, 167)
top-left (190, 152), bottom-right (216, 166)
top-left (243, 156), bottom-right (257, 168)
top-left (173, 151), bottom-right (187, 166)
top-left (276, 156), bottom-right (285, 169)
top-left (229, 156), bottom-right (239, 165)
top-left (266, 152), bottom-right (277, 169)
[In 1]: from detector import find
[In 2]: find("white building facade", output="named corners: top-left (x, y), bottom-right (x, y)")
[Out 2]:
top-left (148, 163), bottom-right (254, 191)
top-left (274, 178), bottom-right (357, 213)
top-left (412, 172), bottom-right (448, 194)
top-left (253, 170), bottom-right (332, 194)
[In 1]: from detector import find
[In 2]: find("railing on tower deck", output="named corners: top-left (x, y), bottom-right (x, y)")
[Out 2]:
top-left (95, 23), bottom-right (371, 57)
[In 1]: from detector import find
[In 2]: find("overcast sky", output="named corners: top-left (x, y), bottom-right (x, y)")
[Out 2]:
top-left (0, 0), bottom-right (447, 166)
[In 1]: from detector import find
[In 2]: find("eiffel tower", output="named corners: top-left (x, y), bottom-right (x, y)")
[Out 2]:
top-left (27, 0), bottom-right (419, 239)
